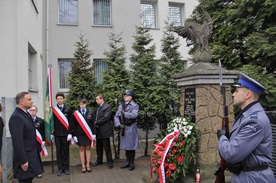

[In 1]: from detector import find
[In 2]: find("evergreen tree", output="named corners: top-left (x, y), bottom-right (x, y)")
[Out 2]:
top-left (130, 27), bottom-right (165, 156)
top-left (98, 32), bottom-right (130, 111)
top-left (66, 33), bottom-right (95, 110)
top-left (158, 21), bottom-right (186, 128)
top-left (198, 0), bottom-right (276, 110)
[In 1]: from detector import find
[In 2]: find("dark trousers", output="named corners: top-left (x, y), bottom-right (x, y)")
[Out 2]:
top-left (19, 178), bottom-right (33, 183)
top-left (126, 150), bottom-right (135, 158)
top-left (96, 137), bottom-right (112, 163)
top-left (55, 136), bottom-right (69, 170)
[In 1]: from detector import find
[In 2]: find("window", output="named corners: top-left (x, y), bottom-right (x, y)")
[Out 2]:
top-left (59, 0), bottom-right (78, 24)
top-left (94, 59), bottom-right (108, 84)
top-left (169, 3), bottom-right (183, 26)
top-left (93, 0), bottom-right (111, 26)
top-left (141, 1), bottom-right (157, 28)
top-left (28, 43), bottom-right (37, 91)
top-left (58, 59), bottom-right (72, 89)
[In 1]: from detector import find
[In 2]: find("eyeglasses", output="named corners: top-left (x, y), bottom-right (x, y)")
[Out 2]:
top-left (29, 109), bottom-right (37, 112)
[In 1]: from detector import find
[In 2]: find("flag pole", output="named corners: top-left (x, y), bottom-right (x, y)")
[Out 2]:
top-left (45, 64), bottom-right (55, 173)
top-left (49, 65), bottom-right (54, 174)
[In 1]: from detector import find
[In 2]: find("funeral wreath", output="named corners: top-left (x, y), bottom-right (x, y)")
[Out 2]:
top-left (151, 117), bottom-right (200, 183)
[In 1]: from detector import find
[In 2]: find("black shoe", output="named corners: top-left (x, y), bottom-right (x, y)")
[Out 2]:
top-left (92, 161), bottom-right (103, 166)
top-left (120, 161), bottom-right (130, 169)
top-left (64, 169), bottom-right (70, 175)
top-left (108, 162), bottom-right (113, 169)
top-left (129, 164), bottom-right (134, 171)
top-left (57, 169), bottom-right (63, 176)
top-left (129, 157), bottom-right (134, 171)
top-left (86, 166), bottom-right (92, 172)
top-left (81, 167), bottom-right (86, 173)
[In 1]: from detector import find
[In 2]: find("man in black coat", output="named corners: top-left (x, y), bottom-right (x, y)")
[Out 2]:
top-left (9, 92), bottom-right (43, 183)
top-left (92, 94), bottom-right (113, 169)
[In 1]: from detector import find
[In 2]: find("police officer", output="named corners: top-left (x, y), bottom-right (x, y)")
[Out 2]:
top-left (217, 73), bottom-right (276, 183)
top-left (114, 90), bottom-right (139, 171)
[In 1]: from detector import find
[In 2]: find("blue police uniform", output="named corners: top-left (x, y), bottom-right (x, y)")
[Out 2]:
top-left (218, 73), bottom-right (276, 183)
top-left (114, 90), bottom-right (139, 170)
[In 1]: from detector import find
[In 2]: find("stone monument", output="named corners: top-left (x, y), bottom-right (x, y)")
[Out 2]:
top-left (173, 62), bottom-right (238, 180)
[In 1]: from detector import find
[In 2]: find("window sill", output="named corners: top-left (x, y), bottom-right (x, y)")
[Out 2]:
top-left (57, 23), bottom-right (79, 26)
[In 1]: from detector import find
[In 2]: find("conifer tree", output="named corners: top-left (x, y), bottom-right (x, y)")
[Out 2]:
top-left (98, 32), bottom-right (130, 111)
top-left (158, 21), bottom-right (186, 127)
top-left (66, 33), bottom-right (95, 110)
top-left (198, 1), bottom-right (276, 110)
top-left (130, 26), bottom-right (165, 156)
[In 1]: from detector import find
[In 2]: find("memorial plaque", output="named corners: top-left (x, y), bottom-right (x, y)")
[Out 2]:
top-left (184, 88), bottom-right (196, 123)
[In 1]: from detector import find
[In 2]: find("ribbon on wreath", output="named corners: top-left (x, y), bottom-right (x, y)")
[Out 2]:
top-left (150, 130), bottom-right (180, 183)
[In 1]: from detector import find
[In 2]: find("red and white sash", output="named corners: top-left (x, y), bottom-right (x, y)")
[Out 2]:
top-left (53, 106), bottom-right (69, 130)
top-left (36, 129), bottom-right (48, 157)
top-left (73, 111), bottom-right (96, 147)
top-left (53, 106), bottom-right (74, 144)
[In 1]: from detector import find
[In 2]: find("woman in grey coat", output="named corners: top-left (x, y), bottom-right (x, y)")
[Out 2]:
top-left (114, 90), bottom-right (139, 171)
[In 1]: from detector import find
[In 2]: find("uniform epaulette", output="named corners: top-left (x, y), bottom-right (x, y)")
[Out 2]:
top-left (250, 111), bottom-right (258, 119)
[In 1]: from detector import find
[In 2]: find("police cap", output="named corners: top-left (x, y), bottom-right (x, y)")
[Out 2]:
top-left (233, 72), bottom-right (265, 95)
top-left (124, 90), bottom-right (134, 97)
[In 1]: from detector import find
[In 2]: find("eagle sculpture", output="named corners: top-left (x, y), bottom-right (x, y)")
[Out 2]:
top-left (173, 6), bottom-right (212, 53)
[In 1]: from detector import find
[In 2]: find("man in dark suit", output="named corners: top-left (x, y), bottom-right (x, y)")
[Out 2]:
top-left (9, 92), bottom-right (44, 183)
top-left (52, 92), bottom-right (72, 176)
top-left (92, 94), bottom-right (113, 169)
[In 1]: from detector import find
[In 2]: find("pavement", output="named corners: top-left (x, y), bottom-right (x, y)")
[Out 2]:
top-left (11, 141), bottom-right (153, 183)
top-left (11, 140), bottom-right (230, 183)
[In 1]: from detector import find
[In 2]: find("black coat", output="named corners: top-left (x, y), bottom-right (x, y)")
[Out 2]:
top-left (34, 116), bottom-right (45, 140)
top-left (71, 108), bottom-right (96, 135)
top-left (94, 102), bottom-right (112, 139)
top-left (53, 105), bottom-right (72, 136)
top-left (9, 107), bottom-right (44, 180)
top-left (0, 116), bottom-right (4, 153)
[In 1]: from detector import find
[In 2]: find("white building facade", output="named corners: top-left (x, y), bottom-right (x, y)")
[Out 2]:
top-left (0, 0), bottom-right (45, 112)
top-left (0, 0), bottom-right (198, 116)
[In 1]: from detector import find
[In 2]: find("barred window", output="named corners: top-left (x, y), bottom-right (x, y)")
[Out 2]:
top-left (28, 43), bottom-right (37, 91)
top-left (93, 0), bottom-right (111, 26)
top-left (58, 59), bottom-right (72, 89)
top-left (141, 1), bottom-right (157, 28)
top-left (169, 3), bottom-right (183, 26)
top-left (58, 0), bottom-right (78, 24)
top-left (94, 59), bottom-right (108, 84)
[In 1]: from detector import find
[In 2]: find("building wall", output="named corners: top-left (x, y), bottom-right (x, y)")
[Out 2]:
top-left (0, 0), bottom-right (198, 116)
top-left (47, 0), bottom-right (199, 98)
top-left (0, 0), bottom-right (44, 116)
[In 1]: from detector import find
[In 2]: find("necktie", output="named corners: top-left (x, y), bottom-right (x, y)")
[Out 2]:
top-left (82, 110), bottom-right (85, 116)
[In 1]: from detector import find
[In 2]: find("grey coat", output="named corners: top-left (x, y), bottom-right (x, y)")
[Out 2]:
top-left (9, 107), bottom-right (44, 180)
top-left (114, 100), bottom-right (139, 150)
top-left (218, 102), bottom-right (276, 183)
